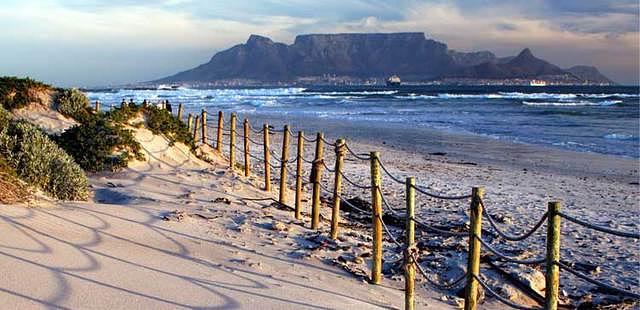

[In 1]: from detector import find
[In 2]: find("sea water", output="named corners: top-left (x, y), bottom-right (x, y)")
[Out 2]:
top-left (86, 85), bottom-right (640, 158)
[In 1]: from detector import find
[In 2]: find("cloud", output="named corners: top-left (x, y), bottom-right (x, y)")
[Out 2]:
top-left (320, 2), bottom-right (639, 83)
top-left (0, 0), bottom-right (637, 85)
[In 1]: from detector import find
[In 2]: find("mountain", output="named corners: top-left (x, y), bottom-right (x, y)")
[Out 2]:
top-left (450, 48), bottom-right (567, 79)
top-left (565, 66), bottom-right (613, 84)
top-left (447, 50), bottom-right (496, 67)
top-left (156, 33), bottom-right (614, 85)
top-left (162, 33), bottom-right (456, 82)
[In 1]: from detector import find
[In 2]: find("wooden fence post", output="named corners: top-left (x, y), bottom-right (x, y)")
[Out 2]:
top-left (311, 132), bottom-right (324, 230)
top-left (201, 109), bottom-right (207, 145)
top-left (263, 124), bottom-right (271, 191)
top-left (370, 151), bottom-right (382, 284)
top-left (177, 103), bottom-right (183, 120)
top-left (279, 125), bottom-right (290, 205)
top-left (405, 177), bottom-right (416, 310)
top-left (216, 111), bottom-right (223, 152)
top-left (545, 201), bottom-right (562, 310)
top-left (295, 131), bottom-right (304, 220)
top-left (193, 116), bottom-right (200, 142)
top-left (464, 187), bottom-right (484, 310)
top-left (187, 113), bottom-right (193, 131)
top-left (243, 119), bottom-right (250, 177)
top-left (229, 113), bottom-right (237, 170)
top-left (330, 138), bottom-right (346, 240)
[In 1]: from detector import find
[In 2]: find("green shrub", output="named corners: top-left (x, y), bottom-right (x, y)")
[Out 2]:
top-left (0, 106), bottom-right (10, 131)
top-left (0, 120), bottom-right (88, 200)
top-left (105, 103), bottom-right (141, 124)
top-left (54, 117), bottom-right (144, 172)
top-left (0, 153), bottom-right (30, 204)
top-left (0, 77), bottom-right (50, 110)
top-left (55, 88), bottom-right (90, 120)
top-left (145, 106), bottom-right (194, 147)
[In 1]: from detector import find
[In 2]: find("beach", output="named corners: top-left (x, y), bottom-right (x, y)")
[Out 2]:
top-left (0, 98), bottom-right (638, 309)
top-left (212, 112), bottom-right (639, 304)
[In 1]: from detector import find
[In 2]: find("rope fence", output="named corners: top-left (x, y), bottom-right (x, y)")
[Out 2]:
top-left (184, 109), bottom-right (639, 310)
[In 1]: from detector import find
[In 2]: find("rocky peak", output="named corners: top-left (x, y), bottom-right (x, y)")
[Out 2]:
top-left (516, 48), bottom-right (533, 58)
top-left (246, 34), bottom-right (275, 47)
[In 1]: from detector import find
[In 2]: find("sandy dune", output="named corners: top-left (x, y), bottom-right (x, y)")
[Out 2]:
top-left (0, 129), bottom-right (452, 309)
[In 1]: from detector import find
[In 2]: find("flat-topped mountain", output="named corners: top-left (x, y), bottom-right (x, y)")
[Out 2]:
top-left (156, 33), bottom-right (613, 85)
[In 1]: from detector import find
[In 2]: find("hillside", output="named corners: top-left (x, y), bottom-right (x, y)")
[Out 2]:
top-left (156, 33), bottom-right (614, 85)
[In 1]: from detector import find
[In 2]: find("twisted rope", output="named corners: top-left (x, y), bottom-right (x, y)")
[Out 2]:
top-left (412, 184), bottom-right (472, 200)
top-left (319, 136), bottom-right (337, 147)
top-left (559, 212), bottom-right (640, 239)
top-left (344, 143), bottom-right (371, 161)
top-left (300, 155), bottom-right (315, 164)
top-left (557, 261), bottom-right (640, 299)
top-left (322, 160), bottom-right (336, 173)
top-left (316, 181), bottom-right (369, 215)
top-left (248, 151), bottom-right (265, 162)
top-left (269, 127), bottom-right (286, 133)
top-left (414, 218), bottom-right (467, 237)
top-left (249, 124), bottom-right (264, 134)
top-left (473, 274), bottom-right (542, 310)
top-left (474, 235), bottom-right (545, 265)
top-left (379, 189), bottom-right (402, 216)
top-left (378, 214), bottom-right (403, 248)
top-left (339, 170), bottom-right (372, 190)
top-left (480, 199), bottom-right (549, 241)
top-left (247, 136), bottom-right (264, 146)
top-left (411, 254), bottom-right (467, 289)
top-left (301, 135), bottom-right (318, 143)
top-left (268, 161), bottom-right (282, 170)
top-left (376, 157), bottom-right (406, 185)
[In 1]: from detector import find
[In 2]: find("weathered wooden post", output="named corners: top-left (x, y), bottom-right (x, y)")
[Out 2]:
top-left (229, 113), bottom-right (237, 170)
top-left (216, 111), bottom-right (223, 152)
top-left (464, 187), bottom-right (484, 310)
top-left (177, 103), bottom-right (184, 120)
top-left (311, 133), bottom-right (325, 230)
top-left (193, 115), bottom-right (200, 141)
top-left (295, 131), bottom-right (304, 220)
top-left (95, 101), bottom-right (101, 113)
top-left (263, 124), bottom-right (271, 191)
top-left (278, 125), bottom-right (291, 205)
top-left (330, 138), bottom-right (346, 240)
top-left (201, 109), bottom-right (207, 145)
top-left (187, 113), bottom-right (193, 131)
top-left (370, 151), bottom-right (382, 284)
top-left (545, 201), bottom-right (562, 310)
top-left (405, 177), bottom-right (416, 310)
top-left (243, 119), bottom-right (250, 177)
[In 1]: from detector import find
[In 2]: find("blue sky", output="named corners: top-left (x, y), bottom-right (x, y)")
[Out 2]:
top-left (0, 0), bottom-right (638, 86)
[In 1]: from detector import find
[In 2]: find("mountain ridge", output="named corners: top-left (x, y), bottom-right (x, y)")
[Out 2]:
top-left (157, 33), bottom-right (614, 85)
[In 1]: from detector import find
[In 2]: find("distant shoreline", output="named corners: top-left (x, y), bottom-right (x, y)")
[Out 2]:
top-left (195, 111), bottom-right (639, 183)
top-left (86, 82), bottom-right (633, 91)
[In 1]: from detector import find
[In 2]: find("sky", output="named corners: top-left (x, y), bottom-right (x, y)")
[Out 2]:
top-left (0, 0), bottom-right (638, 86)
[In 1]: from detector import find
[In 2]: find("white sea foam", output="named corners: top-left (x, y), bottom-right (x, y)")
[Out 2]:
top-left (604, 133), bottom-right (635, 140)
top-left (522, 100), bottom-right (621, 106)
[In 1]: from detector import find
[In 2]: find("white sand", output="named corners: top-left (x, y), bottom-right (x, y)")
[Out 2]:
top-left (0, 128), bottom-right (450, 309)
top-left (11, 97), bottom-right (77, 134)
top-left (1, 108), bottom-right (637, 309)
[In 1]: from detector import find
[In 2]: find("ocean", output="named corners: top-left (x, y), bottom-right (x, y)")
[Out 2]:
top-left (86, 85), bottom-right (640, 158)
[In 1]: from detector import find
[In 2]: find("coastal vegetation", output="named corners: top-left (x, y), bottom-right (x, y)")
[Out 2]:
top-left (0, 76), bottom-right (195, 201)
top-left (0, 106), bottom-right (89, 200)
top-left (54, 88), bottom-right (90, 119)
top-left (53, 115), bottom-right (144, 172)
top-left (0, 77), bottom-right (50, 110)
